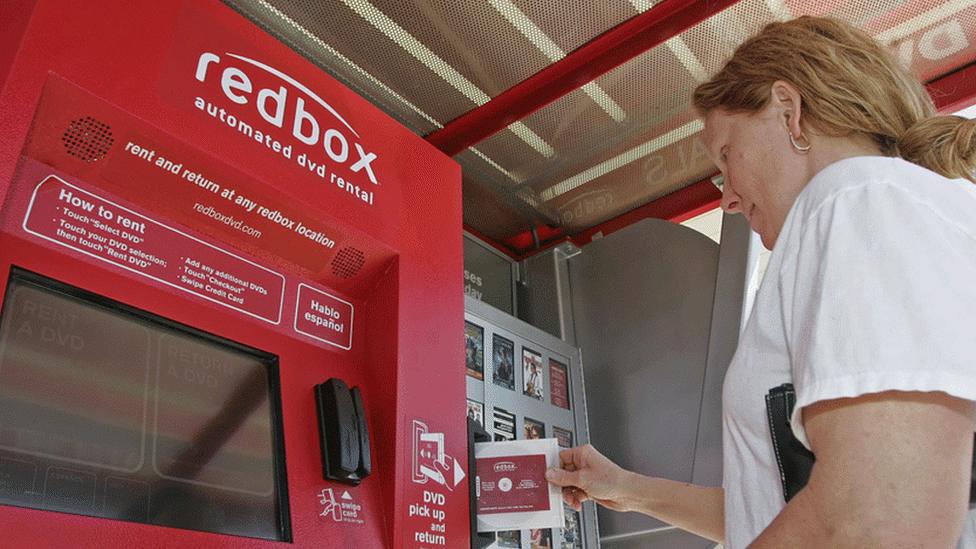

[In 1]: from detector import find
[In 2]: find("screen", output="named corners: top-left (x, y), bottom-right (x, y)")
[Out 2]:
top-left (0, 270), bottom-right (288, 540)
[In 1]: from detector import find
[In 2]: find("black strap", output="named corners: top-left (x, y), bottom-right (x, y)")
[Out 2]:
top-left (765, 383), bottom-right (976, 505)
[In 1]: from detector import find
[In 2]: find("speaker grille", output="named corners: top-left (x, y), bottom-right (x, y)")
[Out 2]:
top-left (331, 247), bottom-right (365, 279)
top-left (62, 116), bottom-right (114, 162)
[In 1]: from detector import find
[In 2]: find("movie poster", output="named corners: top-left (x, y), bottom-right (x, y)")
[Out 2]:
top-left (467, 399), bottom-right (484, 427)
top-left (497, 530), bottom-right (521, 548)
top-left (549, 358), bottom-right (570, 410)
top-left (493, 407), bottom-right (516, 441)
top-left (522, 347), bottom-right (544, 400)
top-left (553, 427), bottom-right (574, 449)
top-left (465, 321), bottom-right (484, 380)
top-left (492, 334), bottom-right (516, 390)
top-left (562, 507), bottom-right (583, 549)
top-left (530, 528), bottom-right (552, 549)
top-left (523, 417), bottom-right (545, 440)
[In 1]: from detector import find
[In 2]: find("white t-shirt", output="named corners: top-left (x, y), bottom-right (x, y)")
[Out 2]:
top-left (721, 156), bottom-right (976, 549)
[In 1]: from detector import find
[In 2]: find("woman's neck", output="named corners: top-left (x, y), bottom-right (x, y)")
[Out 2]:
top-left (806, 133), bottom-right (885, 178)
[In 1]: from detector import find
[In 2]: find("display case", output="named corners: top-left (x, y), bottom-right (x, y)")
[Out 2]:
top-left (464, 295), bottom-right (598, 549)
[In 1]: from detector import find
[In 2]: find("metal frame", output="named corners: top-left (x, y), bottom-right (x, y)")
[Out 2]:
top-left (425, 0), bottom-right (740, 156)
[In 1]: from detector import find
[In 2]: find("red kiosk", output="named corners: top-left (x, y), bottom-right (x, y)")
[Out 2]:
top-left (2, 1), bottom-right (976, 548)
top-left (0, 1), bottom-right (466, 547)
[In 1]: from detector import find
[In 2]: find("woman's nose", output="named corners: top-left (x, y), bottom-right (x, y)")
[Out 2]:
top-left (720, 179), bottom-right (743, 214)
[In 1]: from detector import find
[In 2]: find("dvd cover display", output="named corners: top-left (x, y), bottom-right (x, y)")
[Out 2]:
top-left (492, 333), bottom-right (516, 390)
top-left (522, 347), bottom-right (544, 400)
top-left (465, 321), bottom-right (485, 380)
top-left (524, 417), bottom-right (545, 440)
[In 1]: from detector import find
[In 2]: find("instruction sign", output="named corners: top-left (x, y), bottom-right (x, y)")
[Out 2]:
top-left (294, 283), bottom-right (354, 350)
top-left (23, 175), bottom-right (285, 324)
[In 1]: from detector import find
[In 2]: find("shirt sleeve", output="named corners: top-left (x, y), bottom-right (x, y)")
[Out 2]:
top-left (785, 181), bottom-right (976, 449)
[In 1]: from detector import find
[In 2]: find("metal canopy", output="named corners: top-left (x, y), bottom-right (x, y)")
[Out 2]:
top-left (227, 0), bottom-right (976, 256)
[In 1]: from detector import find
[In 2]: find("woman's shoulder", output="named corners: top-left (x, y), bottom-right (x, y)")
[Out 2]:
top-left (792, 156), bottom-right (976, 226)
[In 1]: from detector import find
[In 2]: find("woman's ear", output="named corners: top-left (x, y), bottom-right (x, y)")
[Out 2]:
top-left (770, 80), bottom-right (804, 137)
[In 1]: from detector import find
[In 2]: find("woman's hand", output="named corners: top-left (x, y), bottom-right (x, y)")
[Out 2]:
top-left (547, 445), bottom-right (726, 542)
top-left (545, 444), bottom-right (636, 512)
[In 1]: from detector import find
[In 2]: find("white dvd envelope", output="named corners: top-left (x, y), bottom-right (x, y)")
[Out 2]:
top-left (475, 438), bottom-right (564, 532)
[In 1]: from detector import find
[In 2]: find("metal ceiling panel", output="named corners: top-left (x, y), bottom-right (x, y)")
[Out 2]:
top-left (458, 0), bottom-right (976, 243)
top-left (226, 0), bottom-right (976, 249)
top-left (514, 0), bottom-right (655, 53)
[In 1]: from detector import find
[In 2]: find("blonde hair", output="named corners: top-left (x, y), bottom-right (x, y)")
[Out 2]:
top-left (692, 16), bottom-right (976, 183)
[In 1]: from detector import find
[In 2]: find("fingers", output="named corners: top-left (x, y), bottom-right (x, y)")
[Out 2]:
top-left (559, 448), bottom-right (576, 468)
top-left (561, 486), bottom-right (588, 511)
top-left (560, 444), bottom-right (598, 468)
top-left (545, 467), bottom-right (581, 488)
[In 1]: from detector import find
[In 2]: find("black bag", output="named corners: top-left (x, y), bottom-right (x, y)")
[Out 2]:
top-left (765, 383), bottom-right (976, 505)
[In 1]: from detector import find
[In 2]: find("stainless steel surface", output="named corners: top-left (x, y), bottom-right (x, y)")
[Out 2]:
top-left (567, 218), bottom-right (720, 545)
top-left (691, 213), bottom-right (751, 488)
top-left (465, 295), bottom-right (598, 549)
top-left (516, 243), bottom-right (580, 344)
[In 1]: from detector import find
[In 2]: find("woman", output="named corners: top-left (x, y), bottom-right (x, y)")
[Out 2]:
top-left (546, 16), bottom-right (976, 548)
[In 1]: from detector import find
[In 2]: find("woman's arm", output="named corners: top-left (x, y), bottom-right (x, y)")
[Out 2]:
top-left (751, 390), bottom-right (975, 548)
top-left (546, 445), bottom-right (725, 543)
top-left (621, 474), bottom-right (725, 542)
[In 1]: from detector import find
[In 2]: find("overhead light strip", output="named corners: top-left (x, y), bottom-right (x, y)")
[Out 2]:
top-left (255, 0), bottom-right (442, 129)
top-left (540, 119), bottom-right (704, 201)
top-left (254, 1), bottom-right (521, 184)
top-left (488, 0), bottom-right (626, 122)
top-left (629, 1), bottom-right (709, 84)
top-left (665, 37), bottom-right (708, 82)
top-left (508, 123), bottom-right (555, 157)
top-left (340, 0), bottom-right (489, 104)
top-left (627, 0), bottom-right (656, 13)
top-left (339, 0), bottom-right (553, 157)
top-left (470, 148), bottom-right (518, 181)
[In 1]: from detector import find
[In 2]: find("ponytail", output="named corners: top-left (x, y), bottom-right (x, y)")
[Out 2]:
top-left (898, 115), bottom-right (976, 183)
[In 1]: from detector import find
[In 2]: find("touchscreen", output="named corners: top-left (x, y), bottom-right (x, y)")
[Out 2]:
top-left (0, 271), bottom-right (287, 540)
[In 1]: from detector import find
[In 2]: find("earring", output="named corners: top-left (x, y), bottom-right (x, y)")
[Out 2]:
top-left (789, 132), bottom-right (811, 153)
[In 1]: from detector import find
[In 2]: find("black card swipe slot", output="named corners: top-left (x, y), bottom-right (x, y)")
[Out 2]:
top-left (314, 378), bottom-right (371, 485)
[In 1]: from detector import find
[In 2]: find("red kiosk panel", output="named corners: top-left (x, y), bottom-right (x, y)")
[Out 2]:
top-left (0, 1), bottom-right (466, 547)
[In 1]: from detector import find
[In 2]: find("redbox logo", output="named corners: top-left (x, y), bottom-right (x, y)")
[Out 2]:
top-left (493, 462), bottom-right (517, 473)
top-left (194, 52), bottom-right (380, 185)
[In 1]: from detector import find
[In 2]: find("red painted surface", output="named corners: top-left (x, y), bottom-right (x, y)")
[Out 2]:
top-left (503, 225), bottom-right (567, 255)
top-left (928, 61), bottom-right (976, 113)
top-left (0, 1), bottom-right (465, 548)
top-left (425, 0), bottom-right (741, 156)
top-left (464, 224), bottom-right (521, 261)
top-left (503, 179), bottom-right (722, 257)
top-left (0, 0), bottom-right (35, 95)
